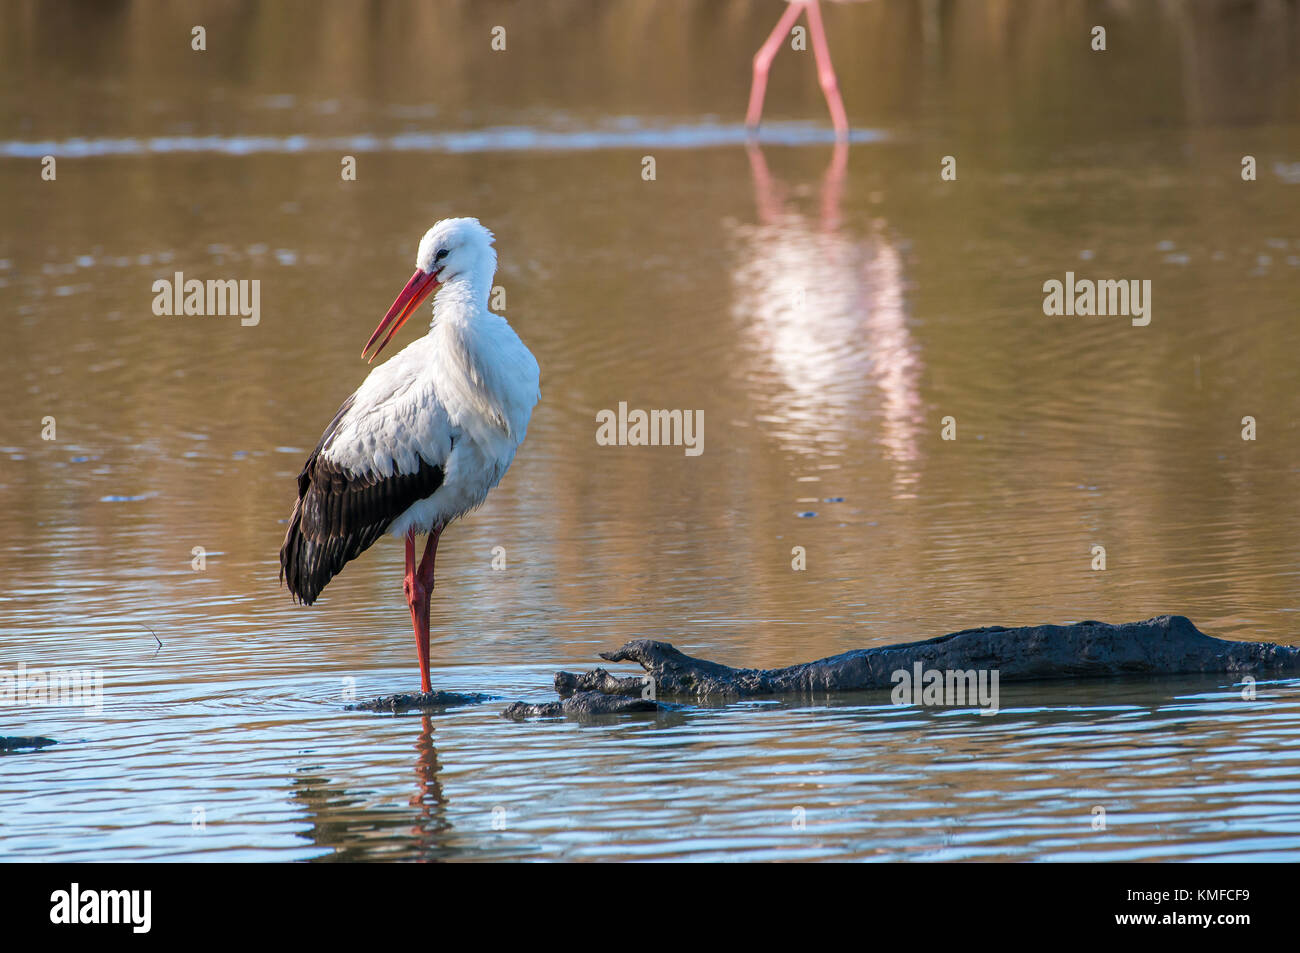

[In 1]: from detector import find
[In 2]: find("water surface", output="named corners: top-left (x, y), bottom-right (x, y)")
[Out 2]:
top-left (2, 0), bottom-right (1298, 862)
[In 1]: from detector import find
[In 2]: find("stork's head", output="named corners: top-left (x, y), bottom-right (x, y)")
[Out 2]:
top-left (362, 217), bottom-right (497, 363)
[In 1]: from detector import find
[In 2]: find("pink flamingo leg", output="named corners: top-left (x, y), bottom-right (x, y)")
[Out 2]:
top-left (745, 1), bottom-right (807, 131)
top-left (805, 0), bottom-right (849, 138)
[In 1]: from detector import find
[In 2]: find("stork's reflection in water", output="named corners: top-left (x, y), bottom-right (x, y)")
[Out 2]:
top-left (295, 714), bottom-right (452, 861)
top-left (407, 715), bottom-right (450, 851)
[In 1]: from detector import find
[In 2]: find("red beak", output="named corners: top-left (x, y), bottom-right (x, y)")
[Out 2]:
top-left (362, 268), bottom-right (440, 363)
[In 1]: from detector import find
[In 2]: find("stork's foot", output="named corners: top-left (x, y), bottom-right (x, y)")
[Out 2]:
top-left (349, 690), bottom-right (496, 714)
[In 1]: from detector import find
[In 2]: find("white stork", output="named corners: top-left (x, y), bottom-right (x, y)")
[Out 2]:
top-left (280, 218), bottom-right (540, 694)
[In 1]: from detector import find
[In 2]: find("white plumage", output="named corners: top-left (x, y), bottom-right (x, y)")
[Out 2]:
top-left (280, 218), bottom-right (538, 692)
top-left (325, 281), bottom-right (539, 538)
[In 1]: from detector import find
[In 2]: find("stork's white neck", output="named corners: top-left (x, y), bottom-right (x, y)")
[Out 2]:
top-left (430, 259), bottom-right (495, 327)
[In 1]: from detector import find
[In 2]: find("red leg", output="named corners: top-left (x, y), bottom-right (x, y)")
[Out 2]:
top-left (746, 1), bottom-right (807, 131)
top-left (417, 526), bottom-right (443, 692)
top-left (805, 0), bottom-right (849, 138)
top-left (417, 526), bottom-right (441, 593)
top-left (403, 528), bottom-right (433, 694)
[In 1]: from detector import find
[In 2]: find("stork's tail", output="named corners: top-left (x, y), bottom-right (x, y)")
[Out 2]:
top-left (279, 500), bottom-right (320, 606)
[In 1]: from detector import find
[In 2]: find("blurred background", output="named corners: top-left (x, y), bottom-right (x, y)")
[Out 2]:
top-left (1, 0), bottom-right (1298, 861)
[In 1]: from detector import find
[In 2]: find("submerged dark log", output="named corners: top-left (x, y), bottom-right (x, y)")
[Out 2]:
top-left (554, 668), bottom-right (650, 698)
top-left (558, 615), bottom-right (1300, 700)
top-left (502, 691), bottom-right (664, 720)
top-left (348, 690), bottom-right (496, 714)
top-left (0, 736), bottom-right (57, 751)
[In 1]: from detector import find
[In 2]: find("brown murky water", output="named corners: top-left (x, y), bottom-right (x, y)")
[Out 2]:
top-left (2, 1), bottom-right (1299, 861)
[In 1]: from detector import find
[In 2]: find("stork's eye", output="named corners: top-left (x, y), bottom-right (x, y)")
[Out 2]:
top-left (435, 248), bottom-right (449, 262)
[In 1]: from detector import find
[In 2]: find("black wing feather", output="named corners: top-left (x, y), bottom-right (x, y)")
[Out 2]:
top-left (279, 394), bottom-right (445, 605)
